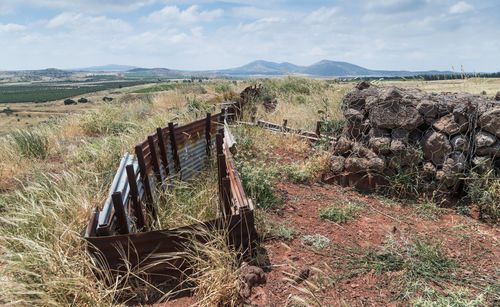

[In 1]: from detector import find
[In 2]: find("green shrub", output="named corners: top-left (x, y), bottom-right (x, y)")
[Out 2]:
top-left (319, 203), bottom-right (357, 223)
top-left (295, 95), bottom-right (306, 104)
top-left (235, 158), bottom-right (279, 209)
top-left (276, 223), bottom-right (296, 239)
top-left (10, 130), bottom-right (49, 159)
top-left (214, 83), bottom-right (231, 94)
top-left (302, 234), bottom-right (330, 249)
top-left (282, 164), bottom-right (314, 184)
top-left (79, 105), bottom-right (135, 136)
top-left (466, 169), bottom-right (499, 222)
top-left (64, 99), bottom-right (76, 105)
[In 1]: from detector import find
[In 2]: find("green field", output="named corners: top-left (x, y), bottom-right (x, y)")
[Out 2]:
top-left (0, 80), bottom-right (153, 103)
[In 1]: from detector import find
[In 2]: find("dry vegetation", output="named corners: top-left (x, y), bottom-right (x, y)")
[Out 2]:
top-left (0, 77), bottom-right (498, 306)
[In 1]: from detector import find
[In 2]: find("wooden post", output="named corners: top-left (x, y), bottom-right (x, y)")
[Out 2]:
top-left (135, 145), bottom-right (156, 219)
top-left (168, 122), bottom-right (181, 174)
top-left (205, 113), bottom-right (212, 158)
top-left (282, 119), bottom-right (288, 132)
top-left (148, 135), bottom-right (162, 184)
top-left (126, 164), bottom-right (145, 230)
top-left (111, 192), bottom-right (129, 235)
top-left (316, 121), bottom-right (322, 138)
top-left (156, 128), bottom-right (170, 178)
top-left (221, 177), bottom-right (232, 216)
top-left (216, 131), bottom-right (224, 156)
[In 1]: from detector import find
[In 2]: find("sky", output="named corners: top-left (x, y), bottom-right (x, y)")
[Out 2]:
top-left (0, 0), bottom-right (499, 72)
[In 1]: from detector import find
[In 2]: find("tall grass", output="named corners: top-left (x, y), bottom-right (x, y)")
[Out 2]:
top-left (10, 129), bottom-right (49, 160)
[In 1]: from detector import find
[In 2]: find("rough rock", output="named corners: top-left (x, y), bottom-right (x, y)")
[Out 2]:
top-left (369, 136), bottom-right (391, 154)
top-left (330, 155), bottom-right (346, 173)
top-left (345, 144), bottom-right (385, 173)
top-left (332, 136), bottom-right (353, 155)
top-left (451, 135), bottom-right (470, 152)
top-left (343, 108), bottom-right (368, 138)
top-left (478, 107), bottom-right (500, 137)
top-left (472, 156), bottom-right (494, 173)
top-left (496, 91), bottom-right (500, 101)
top-left (439, 152), bottom-right (467, 187)
top-left (423, 161), bottom-right (437, 178)
top-left (239, 263), bottom-right (266, 299)
top-left (432, 114), bottom-right (467, 135)
top-left (369, 101), bottom-right (423, 130)
top-left (475, 131), bottom-right (497, 148)
top-left (475, 141), bottom-right (500, 156)
top-left (422, 131), bottom-right (452, 166)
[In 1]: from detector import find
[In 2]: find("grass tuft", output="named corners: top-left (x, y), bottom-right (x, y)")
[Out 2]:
top-left (10, 129), bottom-right (49, 159)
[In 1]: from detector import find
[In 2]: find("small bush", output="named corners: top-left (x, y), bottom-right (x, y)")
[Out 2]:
top-left (302, 234), bottom-right (330, 250)
top-left (466, 170), bottom-right (500, 223)
top-left (214, 83), bottom-right (231, 94)
top-left (102, 96), bottom-right (113, 102)
top-left (276, 223), bottom-right (296, 239)
top-left (64, 99), bottom-right (76, 105)
top-left (79, 105), bottom-right (135, 136)
top-left (319, 203), bottom-right (357, 224)
top-left (10, 130), bottom-right (49, 159)
top-left (77, 97), bottom-right (88, 103)
top-left (236, 158), bottom-right (279, 209)
top-left (295, 95), bottom-right (306, 104)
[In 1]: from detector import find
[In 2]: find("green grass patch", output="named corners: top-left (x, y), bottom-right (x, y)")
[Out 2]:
top-left (10, 129), bottom-right (49, 159)
top-left (319, 203), bottom-right (357, 224)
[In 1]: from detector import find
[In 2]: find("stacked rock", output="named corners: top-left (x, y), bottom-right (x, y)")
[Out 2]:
top-left (330, 81), bottom-right (499, 191)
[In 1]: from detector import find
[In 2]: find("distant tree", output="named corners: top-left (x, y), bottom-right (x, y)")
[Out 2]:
top-left (102, 96), bottom-right (114, 102)
top-left (64, 99), bottom-right (76, 105)
top-left (78, 97), bottom-right (89, 103)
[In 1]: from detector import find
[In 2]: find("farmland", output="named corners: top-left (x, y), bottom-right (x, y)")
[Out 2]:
top-left (0, 80), bottom-right (153, 103)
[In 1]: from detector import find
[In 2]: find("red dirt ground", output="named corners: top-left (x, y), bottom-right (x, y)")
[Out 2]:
top-left (161, 180), bottom-right (498, 306)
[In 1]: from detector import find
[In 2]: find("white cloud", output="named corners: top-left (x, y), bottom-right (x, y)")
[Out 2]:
top-left (0, 23), bottom-right (26, 32)
top-left (47, 12), bottom-right (131, 33)
top-left (0, 0), bottom-right (157, 14)
top-left (146, 5), bottom-right (223, 25)
top-left (304, 7), bottom-right (338, 24)
top-left (449, 1), bottom-right (473, 14)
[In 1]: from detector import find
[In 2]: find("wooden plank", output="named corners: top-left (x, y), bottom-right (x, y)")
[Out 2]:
top-left (205, 112), bottom-right (211, 158)
top-left (126, 164), bottom-right (145, 231)
top-left (148, 135), bottom-right (162, 184)
top-left (316, 121), bottom-right (321, 137)
top-left (135, 145), bottom-right (156, 220)
top-left (156, 127), bottom-right (170, 179)
top-left (112, 192), bottom-right (130, 235)
top-left (221, 177), bottom-right (232, 216)
top-left (168, 122), bottom-right (181, 174)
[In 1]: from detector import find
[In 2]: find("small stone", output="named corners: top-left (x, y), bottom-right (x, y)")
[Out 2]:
top-left (475, 131), bottom-right (497, 148)
top-left (495, 91), bottom-right (500, 101)
top-left (450, 135), bottom-right (470, 152)
top-left (330, 155), bottom-right (346, 173)
top-left (422, 131), bottom-right (452, 166)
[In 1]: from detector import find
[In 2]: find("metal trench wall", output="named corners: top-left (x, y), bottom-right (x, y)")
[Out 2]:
top-left (84, 106), bottom-right (257, 281)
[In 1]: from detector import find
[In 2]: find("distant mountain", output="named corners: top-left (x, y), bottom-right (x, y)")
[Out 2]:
top-left (74, 64), bottom-right (138, 72)
top-left (125, 67), bottom-right (188, 78)
top-left (208, 59), bottom-right (454, 77)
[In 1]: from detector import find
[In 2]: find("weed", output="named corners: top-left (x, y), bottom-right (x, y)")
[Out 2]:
top-left (411, 287), bottom-right (485, 306)
top-left (10, 129), bottom-right (49, 159)
top-left (235, 157), bottom-right (280, 209)
top-left (319, 203), bottom-right (357, 224)
top-left (79, 105), bottom-right (135, 136)
top-left (466, 170), bottom-right (500, 223)
top-left (302, 234), bottom-right (330, 250)
top-left (186, 96), bottom-right (211, 116)
top-left (155, 165), bottom-right (219, 230)
top-left (180, 226), bottom-right (241, 306)
top-left (276, 223), bottom-right (296, 240)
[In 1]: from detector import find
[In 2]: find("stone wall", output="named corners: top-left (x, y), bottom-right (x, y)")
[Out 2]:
top-left (330, 81), bottom-right (500, 193)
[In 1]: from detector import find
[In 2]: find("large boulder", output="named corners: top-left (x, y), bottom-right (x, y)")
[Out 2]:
top-left (450, 135), bottom-right (470, 152)
top-left (478, 107), bottom-right (500, 137)
top-left (432, 114), bottom-right (468, 135)
top-left (369, 101), bottom-right (423, 130)
top-left (422, 131), bottom-right (452, 166)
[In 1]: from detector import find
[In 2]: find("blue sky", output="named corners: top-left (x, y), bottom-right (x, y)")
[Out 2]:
top-left (0, 0), bottom-right (499, 72)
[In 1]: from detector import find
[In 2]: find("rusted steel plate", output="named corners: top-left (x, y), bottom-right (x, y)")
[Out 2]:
top-left (86, 210), bottom-right (256, 281)
top-left (322, 172), bottom-right (388, 192)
